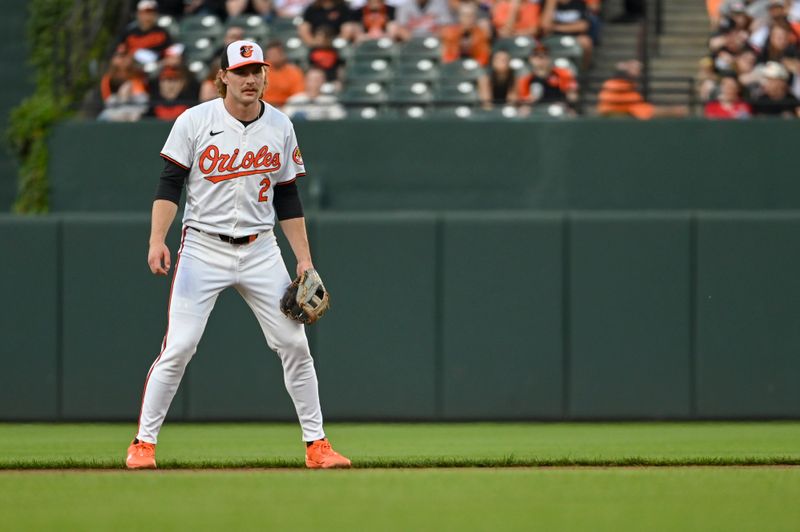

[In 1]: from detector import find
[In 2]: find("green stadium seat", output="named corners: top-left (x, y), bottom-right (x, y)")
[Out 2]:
top-left (439, 59), bottom-right (484, 80)
top-left (434, 79), bottom-right (479, 105)
top-left (398, 105), bottom-right (431, 119)
top-left (345, 105), bottom-right (385, 120)
top-left (541, 35), bottom-right (583, 65)
top-left (281, 35), bottom-right (308, 64)
top-left (431, 105), bottom-right (477, 119)
top-left (341, 80), bottom-right (389, 106)
top-left (474, 105), bottom-right (522, 119)
top-left (493, 36), bottom-right (535, 59)
top-left (184, 36), bottom-right (219, 63)
top-left (353, 37), bottom-right (398, 60)
top-left (525, 102), bottom-right (572, 119)
top-left (180, 14), bottom-right (225, 40)
top-left (270, 16), bottom-right (302, 35)
top-left (399, 36), bottom-right (441, 60)
top-left (157, 15), bottom-right (179, 38)
top-left (346, 57), bottom-right (394, 82)
top-left (388, 80), bottom-right (434, 105)
top-left (187, 59), bottom-right (210, 83)
top-left (395, 57), bottom-right (440, 81)
top-left (226, 15), bottom-right (270, 41)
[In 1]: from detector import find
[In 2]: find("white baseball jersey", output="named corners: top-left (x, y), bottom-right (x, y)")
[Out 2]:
top-left (160, 98), bottom-right (306, 238)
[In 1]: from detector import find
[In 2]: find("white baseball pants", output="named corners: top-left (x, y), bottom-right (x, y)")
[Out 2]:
top-left (136, 226), bottom-right (325, 444)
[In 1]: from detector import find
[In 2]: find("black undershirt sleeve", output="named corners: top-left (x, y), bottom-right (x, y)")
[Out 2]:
top-left (273, 180), bottom-right (304, 221)
top-left (155, 157), bottom-right (189, 205)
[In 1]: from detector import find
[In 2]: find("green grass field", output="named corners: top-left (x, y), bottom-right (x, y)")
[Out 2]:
top-left (1, 422), bottom-right (799, 531)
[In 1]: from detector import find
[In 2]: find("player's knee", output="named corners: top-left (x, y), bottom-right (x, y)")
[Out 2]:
top-left (276, 334), bottom-right (311, 361)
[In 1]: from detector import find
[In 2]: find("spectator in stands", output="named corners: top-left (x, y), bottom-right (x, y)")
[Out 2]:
top-left (251, 0), bottom-right (276, 21)
top-left (492, 0), bottom-right (542, 39)
top-left (611, 0), bottom-right (643, 24)
top-left (119, 0), bottom-right (173, 58)
top-left (736, 47), bottom-right (761, 88)
top-left (751, 60), bottom-right (800, 115)
top-left (214, 26), bottom-right (246, 59)
top-left (441, 1), bottom-right (491, 65)
top-left (477, 49), bottom-right (518, 107)
top-left (712, 28), bottom-right (752, 72)
top-left (299, 0), bottom-right (358, 44)
top-left (199, 59), bottom-right (223, 101)
top-left (757, 22), bottom-right (798, 63)
top-left (225, 0), bottom-right (252, 18)
top-left (517, 43), bottom-right (577, 107)
top-left (308, 26), bottom-right (345, 82)
top-left (283, 67), bottom-right (346, 119)
top-left (275, 0), bottom-right (314, 18)
top-left (727, 2), bottom-right (754, 31)
top-left (148, 66), bottom-right (198, 120)
top-left (749, 0), bottom-right (792, 50)
top-left (704, 74), bottom-right (753, 117)
top-left (262, 41), bottom-right (306, 105)
top-left (597, 60), bottom-right (689, 119)
top-left (395, 0), bottom-right (454, 40)
top-left (353, 0), bottom-right (399, 41)
top-left (98, 44), bottom-right (150, 122)
top-left (540, 0), bottom-right (593, 70)
top-left (161, 43), bottom-right (187, 69)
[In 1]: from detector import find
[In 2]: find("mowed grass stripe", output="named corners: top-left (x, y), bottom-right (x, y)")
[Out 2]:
top-left (2, 422), bottom-right (799, 470)
top-left (4, 456), bottom-right (800, 470)
top-left (2, 469), bottom-right (800, 531)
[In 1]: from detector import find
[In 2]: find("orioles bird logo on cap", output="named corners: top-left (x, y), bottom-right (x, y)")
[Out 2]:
top-left (240, 45), bottom-right (254, 58)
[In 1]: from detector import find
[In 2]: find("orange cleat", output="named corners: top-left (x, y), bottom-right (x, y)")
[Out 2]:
top-left (305, 439), bottom-right (351, 469)
top-left (126, 440), bottom-right (157, 470)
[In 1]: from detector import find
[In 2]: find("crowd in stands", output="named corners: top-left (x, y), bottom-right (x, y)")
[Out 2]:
top-left (97, 0), bottom-right (610, 121)
top-left (701, 0), bottom-right (800, 118)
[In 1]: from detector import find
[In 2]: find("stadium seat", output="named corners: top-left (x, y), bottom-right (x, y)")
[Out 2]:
top-left (399, 36), bottom-right (441, 59)
top-left (345, 105), bottom-right (385, 120)
top-left (435, 79), bottom-right (479, 105)
top-left (281, 35), bottom-right (308, 65)
top-left (270, 16), bottom-right (302, 35)
top-left (432, 105), bottom-right (477, 119)
top-left (395, 57), bottom-right (440, 81)
top-left (493, 36), bottom-right (535, 59)
top-left (353, 37), bottom-right (398, 60)
top-left (477, 105), bottom-right (522, 119)
top-left (525, 103), bottom-right (571, 119)
top-left (439, 59), bottom-right (484, 81)
top-left (341, 80), bottom-right (389, 106)
top-left (388, 80), bottom-right (434, 105)
top-left (226, 15), bottom-right (270, 41)
top-left (157, 15), bottom-right (179, 38)
top-left (345, 57), bottom-right (394, 82)
top-left (187, 60), bottom-right (210, 82)
top-left (398, 105), bottom-right (430, 119)
top-left (179, 14), bottom-right (225, 40)
top-left (184, 36), bottom-right (219, 64)
top-left (541, 35), bottom-right (583, 65)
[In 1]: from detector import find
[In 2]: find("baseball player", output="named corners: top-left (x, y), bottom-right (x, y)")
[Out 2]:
top-left (125, 41), bottom-right (350, 469)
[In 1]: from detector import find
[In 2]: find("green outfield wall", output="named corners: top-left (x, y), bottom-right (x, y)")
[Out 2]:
top-left (49, 119), bottom-right (800, 212)
top-left (2, 211), bottom-right (799, 421)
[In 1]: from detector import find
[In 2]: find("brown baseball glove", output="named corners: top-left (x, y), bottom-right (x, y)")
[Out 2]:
top-left (280, 268), bottom-right (331, 324)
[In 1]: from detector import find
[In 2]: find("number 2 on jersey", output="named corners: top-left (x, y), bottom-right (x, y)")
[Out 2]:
top-left (258, 177), bottom-right (271, 202)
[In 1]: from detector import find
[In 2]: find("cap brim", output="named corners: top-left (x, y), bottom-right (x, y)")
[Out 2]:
top-left (227, 60), bottom-right (271, 70)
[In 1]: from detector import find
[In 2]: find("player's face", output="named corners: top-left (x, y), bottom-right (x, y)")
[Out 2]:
top-left (223, 64), bottom-right (266, 105)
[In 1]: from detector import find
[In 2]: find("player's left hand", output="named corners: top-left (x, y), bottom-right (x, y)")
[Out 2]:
top-left (296, 260), bottom-right (314, 277)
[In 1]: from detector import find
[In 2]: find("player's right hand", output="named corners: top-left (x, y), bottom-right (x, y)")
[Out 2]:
top-left (148, 242), bottom-right (171, 276)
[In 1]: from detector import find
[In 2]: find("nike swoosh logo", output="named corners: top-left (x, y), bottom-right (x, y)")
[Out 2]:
top-left (210, 130), bottom-right (223, 136)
